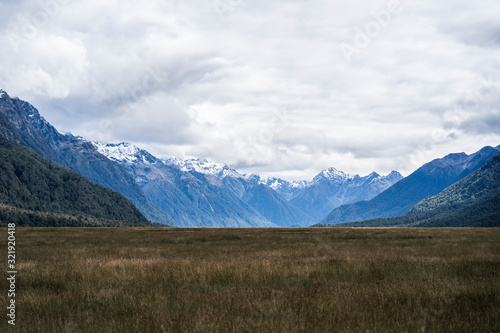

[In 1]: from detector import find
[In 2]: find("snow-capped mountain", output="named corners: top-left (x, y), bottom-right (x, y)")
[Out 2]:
top-left (93, 141), bottom-right (247, 180)
top-left (313, 167), bottom-right (352, 183)
top-left (289, 168), bottom-right (403, 222)
top-left (93, 141), bottom-right (158, 164)
top-left (164, 157), bottom-right (243, 179)
top-left (0, 86), bottom-right (404, 227)
top-left (263, 177), bottom-right (309, 201)
top-left (91, 141), bottom-right (313, 227)
top-left (3, 90), bottom-right (498, 228)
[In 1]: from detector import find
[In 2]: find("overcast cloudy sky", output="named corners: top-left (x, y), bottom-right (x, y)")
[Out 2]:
top-left (1, 0), bottom-right (500, 180)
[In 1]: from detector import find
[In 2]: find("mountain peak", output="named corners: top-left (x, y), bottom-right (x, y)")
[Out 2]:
top-left (367, 171), bottom-right (380, 178)
top-left (322, 167), bottom-right (346, 178)
top-left (265, 177), bottom-right (308, 191)
top-left (314, 167), bottom-right (351, 183)
top-left (384, 170), bottom-right (401, 178)
top-left (475, 145), bottom-right (498, 156)
top-left (0, 89), bottom-right (8, 99)
top-left (164, 157), bottom-right (241, 179)
top-left (422, 146), bottom-right (500, 176)
top-left (441, 152), bottom-right (468, 163)
top-left (92, 141), bottom-right (158, 164)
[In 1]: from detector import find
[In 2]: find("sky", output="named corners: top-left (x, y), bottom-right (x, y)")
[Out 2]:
top-left (1, 0), bottom-right (500, 181)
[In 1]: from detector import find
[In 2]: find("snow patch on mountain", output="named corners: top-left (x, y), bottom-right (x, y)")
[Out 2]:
top-left (316, 167), bottom-right (353, 182)
top-left (92, 141), bottom-right (154, 164)
top-left (261, 177), bottom-right (310, 200)
top-left (163, 157), bottom-right (243, 179)
top-left (92, 141), bottom-right (250, 180)
top-left (266, 177), bottom-right (309, 191)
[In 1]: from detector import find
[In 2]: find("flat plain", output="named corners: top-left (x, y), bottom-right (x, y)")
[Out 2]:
top-left (1, 227), bottom-right (499, 332)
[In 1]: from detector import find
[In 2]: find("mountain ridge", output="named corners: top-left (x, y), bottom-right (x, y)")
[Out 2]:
top-left (315, 154), bottom-right (500, 228)
top-left (321, 145), bottom-right (500, 225)
top-left (6, 89), bottom-right (493, 228)
top-left (93, 141), bottom-right (402, 226)
top-left (289, 168), bottom-right (403, 222)
top-left (93, 141), bottom-right (311, 227)
top-left (410, 153), bottom-right (500, 214)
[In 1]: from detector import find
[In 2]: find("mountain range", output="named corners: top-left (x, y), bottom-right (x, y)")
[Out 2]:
top-left (92, 141), bottom-right (401, 227)
top-left (318, 154), bottom-right (500, 228)
top-left (1, 89), bottom-right (498, 228)
top-left (93, 142), bottom-right (278, 227)
top-left (289, 168), bottom-right (403, 221)
top-left (320, 145), bottom-right (500, 225)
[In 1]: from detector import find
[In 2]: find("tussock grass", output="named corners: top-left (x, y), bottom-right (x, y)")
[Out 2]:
top-left (1, 227), bottom-right (499, 332)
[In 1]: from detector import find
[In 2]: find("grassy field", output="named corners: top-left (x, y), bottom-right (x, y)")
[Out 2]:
top-left (1, 227), bottom-right (499, 332)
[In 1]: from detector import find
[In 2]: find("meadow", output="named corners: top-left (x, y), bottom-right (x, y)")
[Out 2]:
top-left (1, 227), bottom-right (499, 332)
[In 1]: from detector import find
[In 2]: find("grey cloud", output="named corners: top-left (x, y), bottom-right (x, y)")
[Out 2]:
top-left (1, 0), bottom-right (500, 180)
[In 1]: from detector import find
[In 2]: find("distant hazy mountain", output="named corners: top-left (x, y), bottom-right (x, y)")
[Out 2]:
top-left (163, 157), bottom-right (312, 225)
top-left (94, 142), bottom-right (313, 227)
top-left (286, 168), bottom-right (403, 222)
top-left (161, 156), bottom-right (401, 224)
top-left (0, 90), bottom-right (175, 226)
top-left (263, 177), bottom-right (309, 201)
top-left (0, 138), bottom-right (153, 227)
top-left (317, 154), bottom-right (500, 228)
top-left (221, 175), bottom-right (314, 227)
top-left (321, 146), bottom-right (500, 225)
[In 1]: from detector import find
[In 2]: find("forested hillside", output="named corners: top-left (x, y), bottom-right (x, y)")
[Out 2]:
top-left (0, 139), bottom-right (154, 226)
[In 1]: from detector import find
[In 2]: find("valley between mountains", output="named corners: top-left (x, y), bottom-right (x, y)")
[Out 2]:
top-left (0, 89), bottom-right (499, 228)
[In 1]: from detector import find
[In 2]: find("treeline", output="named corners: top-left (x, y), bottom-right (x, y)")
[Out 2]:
top-left (0, 204), bottom-right (157, 227)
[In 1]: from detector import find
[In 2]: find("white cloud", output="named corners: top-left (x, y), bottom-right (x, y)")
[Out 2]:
top-left (1, 0), bottom-right (499, 180)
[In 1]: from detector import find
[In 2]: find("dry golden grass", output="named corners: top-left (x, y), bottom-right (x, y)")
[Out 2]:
top-left (1, 227), bottom-right (499, 332)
